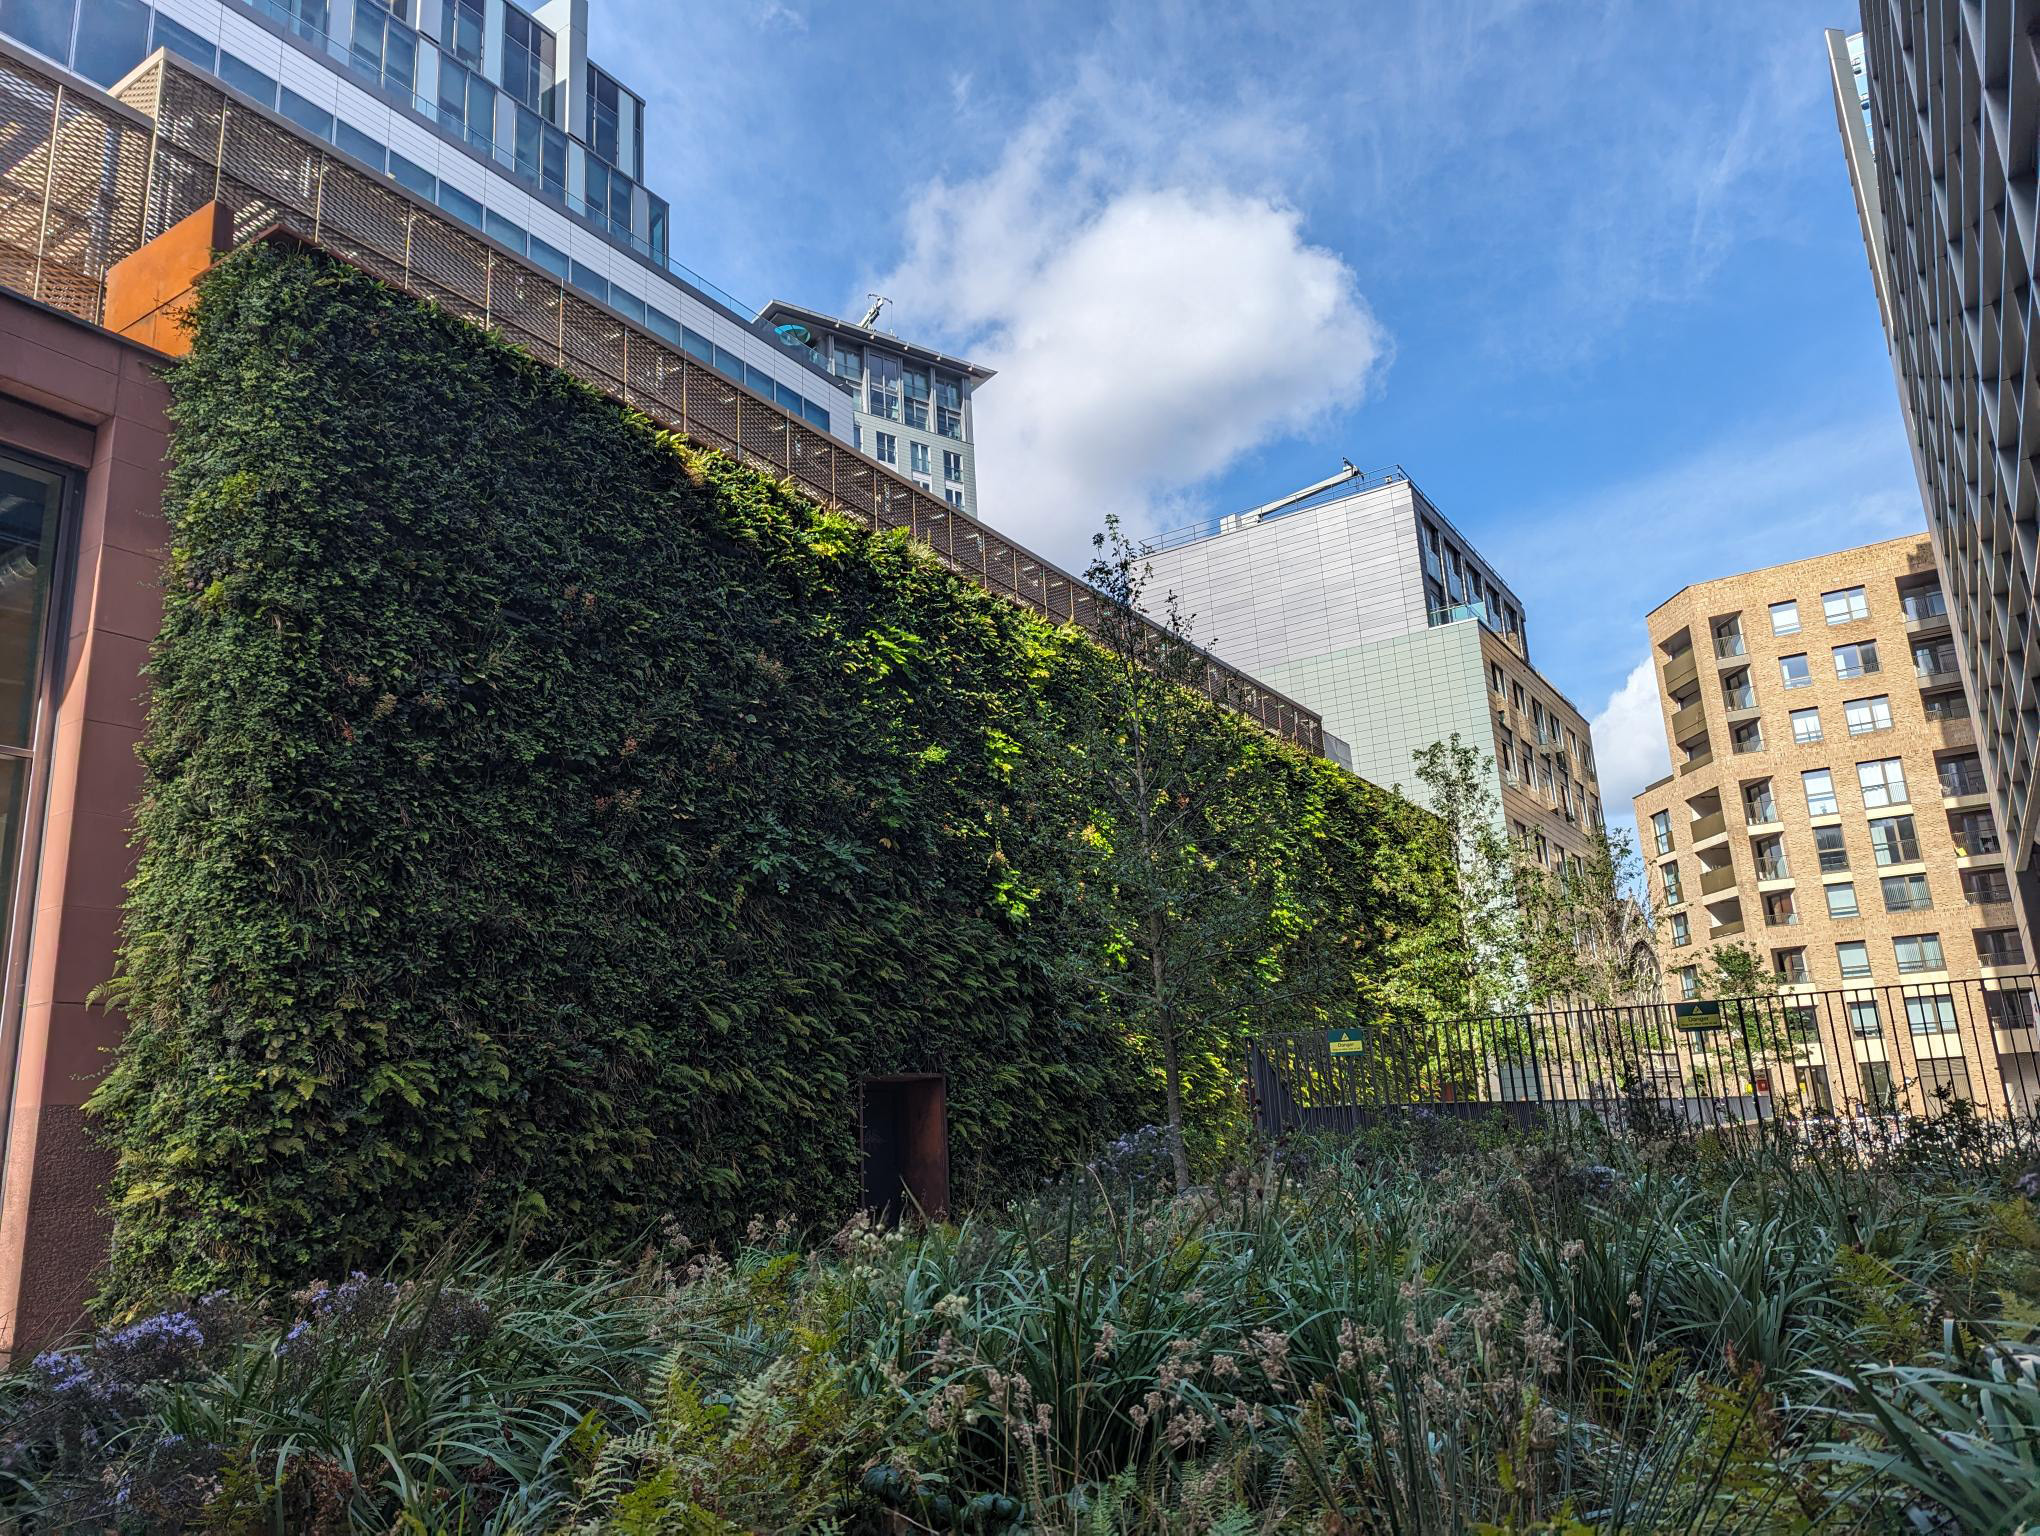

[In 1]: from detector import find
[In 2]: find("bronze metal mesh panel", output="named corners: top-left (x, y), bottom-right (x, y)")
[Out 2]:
top-left (406, 208), bottom-right (489, 312)
top-left (145, 143), bottom-right (215, 243)
top-left (108, 57), bottom-right (162, 117)
top-left (559, 290), bottom-right (624, 391)
top-left (220, 104), bottom-right (316, 215)
top-left (37, 94), bottom-right (151, 305)
top-left (739, 390), bottom-right (787, 468)
top-left (314, 160), bottom-right (409, 269)
top-left (153, 62), bottom-right (223, 162)
top-left (491, 261), bottom-right (560, 362)
top-left (689, 371), bottom-right (741, 456)
top-left (835, 458), bottom-right (875, 524)
top-left (216, 171), bottom-right (308, 245)
top-left (0, 71), bottom-right (52, 298)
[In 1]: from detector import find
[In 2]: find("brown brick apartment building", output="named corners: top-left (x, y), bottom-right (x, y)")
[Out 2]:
top-left (1635, 534), bottom-right (2040, 1112)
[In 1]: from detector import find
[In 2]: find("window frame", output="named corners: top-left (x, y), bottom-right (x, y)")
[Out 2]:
top-left (1769, 599), bottom-right (1801, 636)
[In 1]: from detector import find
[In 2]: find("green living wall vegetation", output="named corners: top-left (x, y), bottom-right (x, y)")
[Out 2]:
top-left (91, 241), bottom-right (1456, 1302)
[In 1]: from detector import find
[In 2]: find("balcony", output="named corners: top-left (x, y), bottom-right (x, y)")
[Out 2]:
top-left (1902, 595), bottom-right (1951, 635)
top-left (1664, 648), bottom-right (1699, 695)
top-left (1764, 909), bottom-right (1801, 928)
top-left (1714, 634), bottom-right (1747, 661)
top-left (1689, 810), bottom-right (1728, 847)
top-left (1700, 864), bottom-right (1740, 896)
top-left (1709, 917), bottom-right (1746, 939)
top-left (1754, 857), bottom-right (1791, 883)
top-left (1969, 898), bottom-right (2017, 927)
top-left (1915, 664), bottom-right (1963, 689)
top-left (1678, 748), bottom-right (1715, 776)
top-left (1744, 802), bottom-right (1780, 829)
top-left (1669, 701), bottom-right (1707, 743)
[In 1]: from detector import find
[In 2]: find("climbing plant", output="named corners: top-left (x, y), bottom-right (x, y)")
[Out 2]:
top-left (89, 241), bottom-right (1455, 1304)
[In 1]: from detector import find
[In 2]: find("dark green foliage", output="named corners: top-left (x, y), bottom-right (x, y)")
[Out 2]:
top-left (89, 241), bottom-right (1451, 1303)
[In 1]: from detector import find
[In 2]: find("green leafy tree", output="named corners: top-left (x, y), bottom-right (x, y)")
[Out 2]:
top-left (1516, 826), bottom-right (1662, 1007)
top-left (1071, 518), bottom-right (1325, 1191)
top-left (1408, 736), bottom-right (1523, 1017)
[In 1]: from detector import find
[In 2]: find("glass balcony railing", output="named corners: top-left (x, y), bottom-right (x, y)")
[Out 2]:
top-left (1714, 634), bottom-right (1747, 659)
top-left (1902, 590), bottom-right (1949, 622)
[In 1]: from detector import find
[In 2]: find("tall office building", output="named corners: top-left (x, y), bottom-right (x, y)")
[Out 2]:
top-left (1140, 468), bottom-right (1606, 872)
top-left (1632, 536), bottom-right (2040, 1107)
top-left (757, 300), bottom-right (993, 518)
top-left (0, 0), bottom-right (855, 438)
top-left (1828, 8), bottom-right (2040, 959)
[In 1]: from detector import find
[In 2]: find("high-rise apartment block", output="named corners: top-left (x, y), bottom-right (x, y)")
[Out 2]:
top-left (0, 0), bottom-right (855, 437)
top-left (1632, 536), bottom-right (2040, 1102)
top-left (757, 301), bottom-right (993, 519)
top-left (1140, 468), bottom-right (1604, 870)
top-left (1830, 8), bottom-right (2040, 956)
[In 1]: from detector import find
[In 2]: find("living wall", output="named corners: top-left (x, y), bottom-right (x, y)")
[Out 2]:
top-left (91, 241), bottom-right (1454, 1303)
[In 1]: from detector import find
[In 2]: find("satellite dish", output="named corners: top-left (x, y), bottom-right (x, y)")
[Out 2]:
top-left (774, 322), bottom-right (815, 348)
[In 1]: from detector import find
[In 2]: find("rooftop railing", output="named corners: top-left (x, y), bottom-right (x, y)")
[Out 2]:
top-left (0, 40), bottom-right (1324, 756)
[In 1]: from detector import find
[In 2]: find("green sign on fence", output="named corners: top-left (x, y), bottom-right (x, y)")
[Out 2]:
top-left (1327, 1027), bottom-right (1367, 1056)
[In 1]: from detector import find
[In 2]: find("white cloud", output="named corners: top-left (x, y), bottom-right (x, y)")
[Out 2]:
top-left (1590, 659), bottom-right (1672, 843)
top-left (873, 89), bottom-right (1389, 568)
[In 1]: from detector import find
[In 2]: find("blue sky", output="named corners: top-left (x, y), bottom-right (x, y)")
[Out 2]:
top-left (601, 0), bottom-right (1921, 836)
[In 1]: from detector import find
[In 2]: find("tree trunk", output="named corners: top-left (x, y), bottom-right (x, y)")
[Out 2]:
top-left (1152, 922), bottom-right (1190, 1193)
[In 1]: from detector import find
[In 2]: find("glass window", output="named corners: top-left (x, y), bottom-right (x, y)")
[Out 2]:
top-left (1837, 941), bottom-right (1871, 980)
top-left (440, 0), bottom-right (484, 66)
top-left (866, 352), bottom-right (901, 421)
top-left (0, 453), bottom-right (63, 965)
top-left (436, 181), bottom-right (483, 230)
top-left (1650, 809), bottom-right (1672, 855)
top-left (1833, 640), bottom-right (1881, 679)
top-left (156, 13), bottom-right (220, 71)
top-left (1779, 652), bottom-right (1811, 688)
top-left (279, 87), bottom-right (335, 140)
top-left (350, 0), bottom-right (417, 98)
top-left (388, 152), bottom-right (436, 201)
top-left (335, 119), bottom-right (386, 170)
top-left (1881, 872), bottom-right (1932, 911)
top-left (1670, 912), bottom-right (1690, 945)
top-left (902, 368), bottom-right (930, 430)
top-left (945, 487), bottom-right (965, 508)
top-left (1894, 934), bottom-right (1945, 974)
top-left (2, 0), bottom-right (76, 61)
top-left (1790, 707), bottom-right (1822, 743)
top-left (936, 373), bottom-right (963, 439)
top-left (1868, 814), bottom-right (1919, 866)
top-left (1844, 695), bottom-right (1893, 734)
top-left (502, 4), bottom-right (555, 112)
top-left (1743, 780), bottom-right (1776, 824)
top-left (908, 441), bottom-right (931, 475)
top-left (1795, 828), bottom-right (1840, 878)
top-left (942, 450), bottom-right (963, 482)
top-left (1825, 882), bottom-right (1859, 919)
top-left (216, 51), bottom-right (274, 105)
top-left (483, 208), bottom-right (524, 253)
top-left (1680, 966), bottom-right (1700, 1001)
top-left (527, 235), bottom-right (569, 281)
top-left (588, 62), bottom-right (622, 163)
top-left (1857, 757), bottom-right (1908, 809)
top-left (74, 0), bottom-right (150, 85)
top-left (1846, 998), bottom-right (1881, 1037)
top-left (1660, 861), bottom-right (1683, 904)
top-left (1731, 719), bottom-right (1763, 754)
top-left (1769, 600), bottom-right (1801, 635)
top-left (1904, 992), bottom-right (1957, 1032)
top-left (566, 261), bottom-right (608, 305)
top-left (1803, 768), bottom-right (1837, 817)
top-left (1822, 585), bottom-right (1870, 624)
top-left (874, 431), bottom-right (897, 466)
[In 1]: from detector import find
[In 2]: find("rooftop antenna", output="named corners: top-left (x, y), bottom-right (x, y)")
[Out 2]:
top-left (1219, 459), bottom-right (1364, 535)
top-left (857, 293), bottom-right (891, 330)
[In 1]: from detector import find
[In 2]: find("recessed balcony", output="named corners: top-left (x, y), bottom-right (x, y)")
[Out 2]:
top-left (1664, 649), bottom-right (1699, 695)
top-left (1689, 810), bottom-right (1728, 848)
top-left (1699, 864), bottom-right (1739, 897)
top-left (1678, 748), bottom-right (1715, 776)
top-left (1669, 700), bottom-right (1708, 743)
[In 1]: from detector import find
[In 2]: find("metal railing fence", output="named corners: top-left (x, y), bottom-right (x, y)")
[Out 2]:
top-left (0, 40), bottom-right (1323, 755)
top-left (1251, 976), bottom-right (2040, 1147)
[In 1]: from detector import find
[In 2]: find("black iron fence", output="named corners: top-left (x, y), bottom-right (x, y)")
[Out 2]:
top-left (1250, 977), bottom-right (2040, 1145)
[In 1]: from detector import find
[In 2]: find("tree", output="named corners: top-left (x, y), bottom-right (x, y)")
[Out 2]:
top-left (1703, 940), bottom-right (1780, 998)
top-left (1408, 736), bottom-right (1524, 1017)
top-left (1070, 518), bottom-right (1314, 1191)
top-left (1515, 826), bottom-right (1663, 1007)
